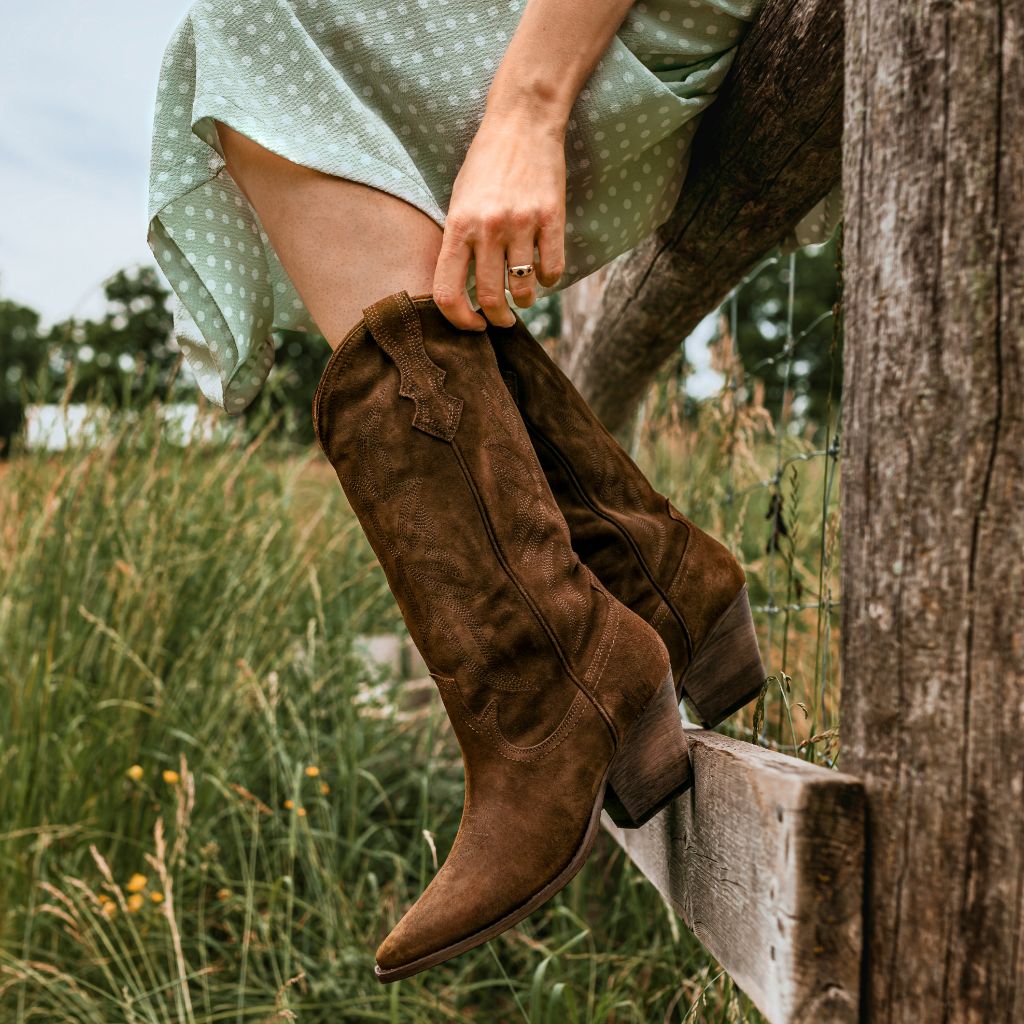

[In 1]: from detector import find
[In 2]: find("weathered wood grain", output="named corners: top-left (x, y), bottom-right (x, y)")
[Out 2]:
top-left (841, 1), bottom-right (1024, 1020)
top-left (563, 0), bottom-right (842, 434)
top-left (603, 727), bottom-right (864, 1024)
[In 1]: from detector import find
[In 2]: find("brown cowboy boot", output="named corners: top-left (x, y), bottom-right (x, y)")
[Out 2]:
top-left (312, 289), bottom-right (691, 983)
top-left (486, 311), bottom-right (766, 730)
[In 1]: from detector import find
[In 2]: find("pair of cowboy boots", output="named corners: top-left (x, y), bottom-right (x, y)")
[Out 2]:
top-left (312, 289), bottom-right (764, 983)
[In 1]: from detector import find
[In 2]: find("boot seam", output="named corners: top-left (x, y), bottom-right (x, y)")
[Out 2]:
top-left (433, 674), bottom-right (592, 763)
top-left (582, 591), bottom-right (619, 696)
top-left (365, 295), bottom-right (463, 441)
top-left (450, 439), bottom-right (620, 744)
top-left (659, 525), bottom-right (695, 635)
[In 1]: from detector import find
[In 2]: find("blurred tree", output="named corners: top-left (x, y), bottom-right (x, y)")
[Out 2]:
top-left (521, 292), bottom-right (561, 344)
top-left (620, 235), bottom-right (842, 440)
top-left (46, 266), bottom-right (179, 406)
top-left (0, 299), bottom-right (46, 457)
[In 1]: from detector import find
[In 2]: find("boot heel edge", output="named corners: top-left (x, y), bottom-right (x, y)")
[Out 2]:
top-left (680, 585), bottom-right (765, 728)
top-left (604, 670), bottom-right (691, 829)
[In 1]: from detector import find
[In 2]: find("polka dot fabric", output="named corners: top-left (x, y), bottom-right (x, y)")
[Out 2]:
top-left (146, 0), bottom-right (840, 414)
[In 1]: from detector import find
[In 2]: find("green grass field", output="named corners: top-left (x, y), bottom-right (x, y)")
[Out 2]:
top-left (0, 397), bottom-right (838, 1022)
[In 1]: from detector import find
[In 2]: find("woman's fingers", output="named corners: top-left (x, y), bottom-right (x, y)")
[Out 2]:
top-left (433, 214), bottom-right (487, 331)
top-left (535, 206), bottom-right (566, 289)
top-left (434, 198), bottom-right (558, 330)
top-left (473, 227), bottom-right (516, 328)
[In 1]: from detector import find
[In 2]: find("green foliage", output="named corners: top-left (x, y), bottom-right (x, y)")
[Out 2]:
top-left (0, 266), bottom-right (182, 456)
top-left (634, 243), bottom-right (843, 766)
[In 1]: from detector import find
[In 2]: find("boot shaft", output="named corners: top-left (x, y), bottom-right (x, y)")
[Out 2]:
top-left (313, 290), bottom-right (671, 752)
top-left (488, 314), bottom-right (747, 675)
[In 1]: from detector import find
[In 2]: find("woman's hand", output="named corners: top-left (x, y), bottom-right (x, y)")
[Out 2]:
top-left (431, 0), bottom-right (636, 330)
top-left (433, 110), bottom-right (567, 330)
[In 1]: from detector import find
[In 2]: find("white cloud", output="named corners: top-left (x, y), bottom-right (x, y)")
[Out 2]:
top-left (0, 1), bottom-right (189, 325)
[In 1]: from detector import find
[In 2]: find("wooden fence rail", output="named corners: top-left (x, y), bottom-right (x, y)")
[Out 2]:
top-left (603, 727), bottom-right (864, 1024)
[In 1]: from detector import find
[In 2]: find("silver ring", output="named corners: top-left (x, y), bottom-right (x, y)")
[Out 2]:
top-left (508, 263), bottom-right (534, 278)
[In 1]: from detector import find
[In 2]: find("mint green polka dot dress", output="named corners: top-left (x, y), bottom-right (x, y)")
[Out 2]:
top-left (146, 0), bottom-right (840, 415)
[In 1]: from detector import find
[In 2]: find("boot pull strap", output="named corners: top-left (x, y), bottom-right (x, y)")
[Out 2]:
top-left (362, 291), bottom-right (463, 442)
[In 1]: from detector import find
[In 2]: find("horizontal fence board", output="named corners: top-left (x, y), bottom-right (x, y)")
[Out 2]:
top-left (602, 727), bottom-right (864, 1024)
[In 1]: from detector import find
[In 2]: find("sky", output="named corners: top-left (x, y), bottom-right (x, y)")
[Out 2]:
top-left (0, 2), bottom-right (724, 396)
top-left (0, 1), bottom-right (189, 327)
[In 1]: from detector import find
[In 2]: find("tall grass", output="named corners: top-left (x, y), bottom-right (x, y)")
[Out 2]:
top-left (640, 326), bottom-right (842, 768)
top-left (1, 404), bottom-right (769, 1023)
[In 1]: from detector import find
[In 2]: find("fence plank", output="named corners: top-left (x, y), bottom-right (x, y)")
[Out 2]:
top-left (602, 727), bottom-right (864, 1024)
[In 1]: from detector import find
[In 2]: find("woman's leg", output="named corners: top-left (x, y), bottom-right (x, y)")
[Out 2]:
top-left (213, 119), bottom-right (444, 350)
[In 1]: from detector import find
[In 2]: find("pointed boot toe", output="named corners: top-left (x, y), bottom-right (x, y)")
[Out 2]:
top-left (314, 290), bottom-right (692, 981)
top-left (374, 908), bottom-right (429, 978)
top-left (372, 727), bottom-right (611, 982)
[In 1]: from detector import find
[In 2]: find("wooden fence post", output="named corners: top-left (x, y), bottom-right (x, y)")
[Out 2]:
top-left (842, 1), bottom-right (1023, 1019)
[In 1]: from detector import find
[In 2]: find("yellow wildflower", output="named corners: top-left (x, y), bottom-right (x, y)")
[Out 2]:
top-left (296, 807), bottom-right (307, 818)
top-left (126, 873), bottom-right (147, 893)
top-left (320, 782), bottom-right (330, 795)
top-left (162, 770), bottom-right (180, 785)
top-left (127, 893), bottom-right (144, 912)
top-left (150, 891), bottom-right (164, 904)
top-left (126, 765), bottom-right (144, 781)
top-left (304, 765), bottom-right (320, 778)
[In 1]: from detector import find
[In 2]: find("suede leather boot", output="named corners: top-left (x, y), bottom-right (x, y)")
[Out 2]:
top-left (312, 289), bottom-right (692, 983)
top-left (487, 311), bottom-right (766, 733)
